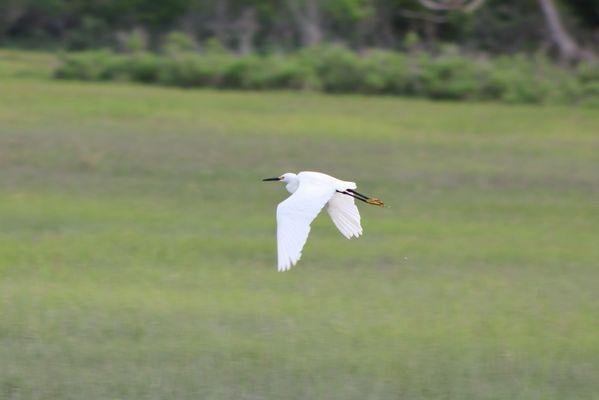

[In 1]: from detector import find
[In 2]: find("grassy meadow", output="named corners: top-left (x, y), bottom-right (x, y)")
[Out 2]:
top-left (1, 50), bottom-right (598, 399)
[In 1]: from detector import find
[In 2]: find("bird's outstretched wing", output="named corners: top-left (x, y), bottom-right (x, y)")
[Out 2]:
top-left (276, 180), bottom-right (335, 271)
top-left (326, 193), bottom-right (363, 239)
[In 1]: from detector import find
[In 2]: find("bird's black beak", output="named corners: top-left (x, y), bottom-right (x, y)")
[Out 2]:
top-left (262, 177), bottom-right (281, 182)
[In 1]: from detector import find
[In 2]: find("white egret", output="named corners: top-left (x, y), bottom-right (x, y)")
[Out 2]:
top-left (263, 171), bottom-right (384, 271)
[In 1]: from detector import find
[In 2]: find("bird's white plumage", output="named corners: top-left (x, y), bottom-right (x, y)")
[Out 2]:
top-left (276, 178), bottom-right (334, 271)
top-left (327, 193), bottom-right (363, 239)
top-left (275, 171), bottom-right (360, 271)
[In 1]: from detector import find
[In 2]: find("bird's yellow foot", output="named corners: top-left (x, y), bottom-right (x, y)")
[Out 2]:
top-left (366, 198), bottom-right (385, 207)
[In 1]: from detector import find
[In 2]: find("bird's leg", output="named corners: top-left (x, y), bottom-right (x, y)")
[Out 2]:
top-left (348, 189), bottom-right (385, 206)
top-left (342, 190), bottom-right (368, 201)
top-left (337, 190), bottom-right (365, 202)
top-left (338, 189), bottom-right (385, 207)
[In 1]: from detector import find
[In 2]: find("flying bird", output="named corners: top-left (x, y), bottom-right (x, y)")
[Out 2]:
top-left (263, 171), bottom-right (384, 271)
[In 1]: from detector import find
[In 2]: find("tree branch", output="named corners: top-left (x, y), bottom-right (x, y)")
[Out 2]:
top-left (537, 0), bottom-right (594, 63)
top-left (418, 0), bottom-right (486, 13)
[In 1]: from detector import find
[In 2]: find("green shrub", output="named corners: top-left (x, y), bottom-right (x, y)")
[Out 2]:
top-left (159, 53), bottom-right (236, 87)
top-left (579, 81), bottom-right (599, 107)
top-left (575, 61), bottom-right (599, 107)
top-left (269, 58), bottom-right (321, 90)
top-left (125, 53), bottom-right (163, 83)
top-left (577, 61), bottom-right (599, 83)
top-left (300, 45), bottom-right (366, 93)
top-left (163, 31), bottom-right (198, 55)
top-left (54, 43), bottom-right (598, 107)
top-left (485, 55), bottom-right (585, 105)
top-left (488, 56), bottom-right (548, 104)
top-left (239, 56), bottom-right (320, 90)
top-left (202, 38), bottom-right (229, 55)
top-left (55, 50), bottom-right (118, 80)
top-left (417, 49), bottom-right (489, 100)
top-left (220, 55), bottom-right (264, 88)
top-left (116, 28), bottom-right (148, 53)
top-left (360, 50), bottom-right (413, 94)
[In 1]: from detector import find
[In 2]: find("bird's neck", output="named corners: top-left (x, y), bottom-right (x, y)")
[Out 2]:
top-left (285, 177), bottom-right (300, 194)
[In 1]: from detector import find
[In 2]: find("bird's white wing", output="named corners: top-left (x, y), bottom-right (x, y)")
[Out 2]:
top-left (276, 181), bottom-right (335, 271)
top-left (327, 193), bottom-right (363, 239)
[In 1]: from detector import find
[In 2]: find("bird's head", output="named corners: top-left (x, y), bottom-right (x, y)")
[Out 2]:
top-left (262, 173), bottom-right (296, 183)
top-left (263, 173), bottom-right (299, 193)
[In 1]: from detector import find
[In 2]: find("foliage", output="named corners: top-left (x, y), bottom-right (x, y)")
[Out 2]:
top-left (158, 53), bottom-right (231, 87)
top-left (1, 0), bottom-right (597, 59)
top-left (55, 43), bottom-right (599, 106)
top-left (163, 31), bottom-right (199, 54)
top-left (54, 50), bottom-right (120, 81)
top-left (299, 45), bottom-right (368, 92)
top-left (417, 50), bottom-right (489, 100)
top-left (116, 28), bottom-right (149, 53)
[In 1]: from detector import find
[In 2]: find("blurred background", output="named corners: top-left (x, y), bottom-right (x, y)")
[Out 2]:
top-left (1, 1), bottom-right (598, 399)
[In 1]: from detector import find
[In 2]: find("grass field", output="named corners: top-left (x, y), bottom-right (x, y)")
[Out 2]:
top-left (1, 51), bottom-right (598, 399)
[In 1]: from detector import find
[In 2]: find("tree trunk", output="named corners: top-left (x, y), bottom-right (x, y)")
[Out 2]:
top-left (300, 21), bottom-right (323, 46)
top-left (236, 8), bottom-right (258, 54)
top-left (418, 0), bottom-right (486, 12)
top-left (301, 0), bottom-right (322, 45)
top-left (375, 4), bottom-right (396, 48)
top-left (213, 0), bottom-right (229, 45)
top-left (286, 0), bottom-right (323, 46)
top-left (537, 0), bottom-right (593, 63)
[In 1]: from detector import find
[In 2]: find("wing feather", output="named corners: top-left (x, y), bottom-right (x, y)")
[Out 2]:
top-left (326, 193), bottom-right (363, 239)
top-left (276, 180), bottom-right (335, 271)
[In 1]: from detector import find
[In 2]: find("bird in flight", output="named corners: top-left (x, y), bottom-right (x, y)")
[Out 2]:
top-left (263, 171), bottom-right (384, 271)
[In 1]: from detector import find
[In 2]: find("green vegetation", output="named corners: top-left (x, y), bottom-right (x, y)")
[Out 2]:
top-left (1, 51), bottom-right (598, 399)
top-left (2, 0), bottom-right (597, 59)
top-left (55, 44), bottom-right (599, 106)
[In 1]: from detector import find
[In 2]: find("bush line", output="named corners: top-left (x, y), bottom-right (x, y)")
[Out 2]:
top-left (55, 44), bottom-right (599, 106)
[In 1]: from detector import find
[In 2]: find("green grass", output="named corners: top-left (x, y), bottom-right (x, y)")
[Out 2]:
top-left (0, 51), bottom-right (598, 399)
